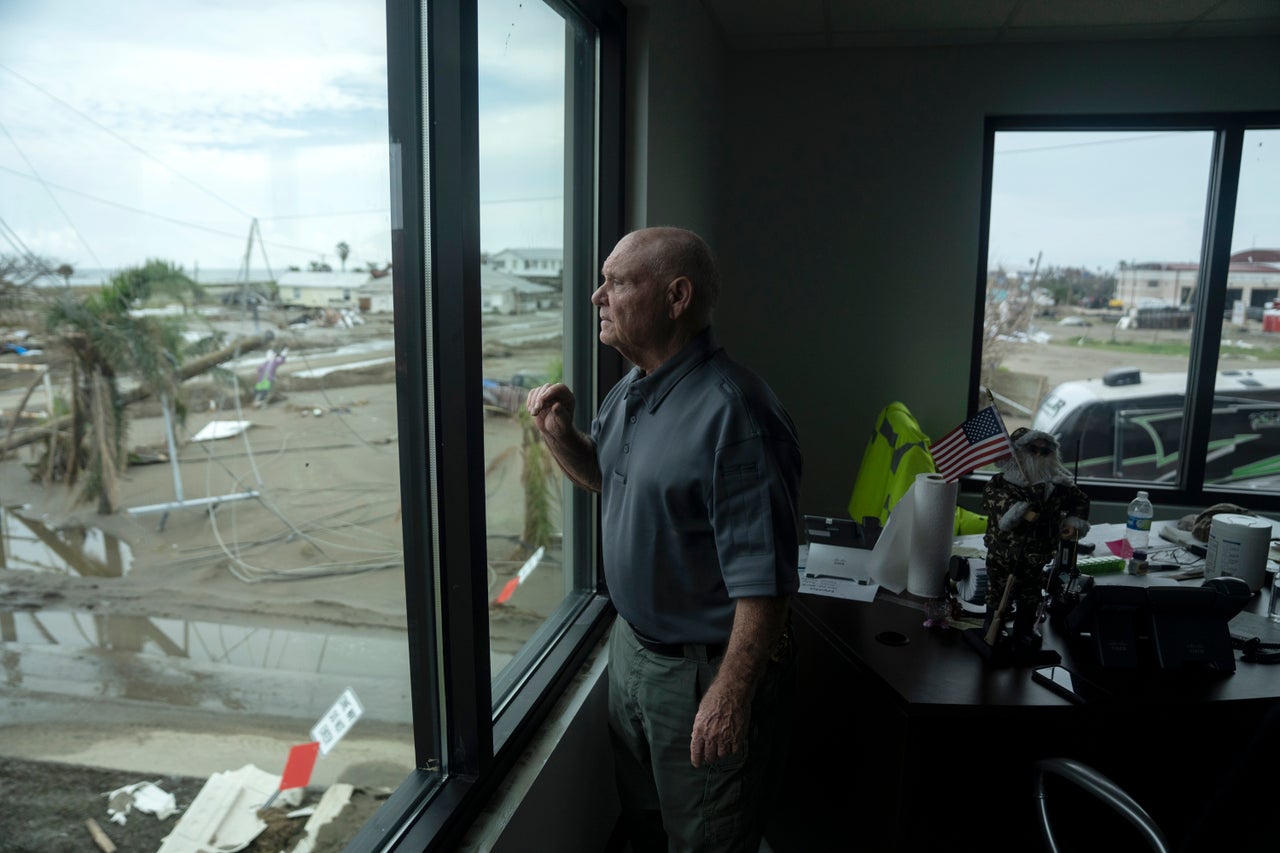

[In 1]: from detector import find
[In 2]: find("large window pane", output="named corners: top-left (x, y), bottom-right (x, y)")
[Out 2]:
top-left (1217, 127), bottom-right (1280, 493)
top-left (0, 1), bottom-right (412, 847)
top-left (478, 0), bottom-right (594, 691)
top-left (984, 130), bottom-right (1213, 486)
top-left (983, 122), bottom-right (1280, 501)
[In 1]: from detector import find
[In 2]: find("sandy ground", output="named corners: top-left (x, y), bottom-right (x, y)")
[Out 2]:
top-left (0, 309), bottom-right (565, 851)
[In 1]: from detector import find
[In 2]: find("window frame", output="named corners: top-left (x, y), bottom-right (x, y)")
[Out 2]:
top-left (343, 1), bottom-right (625, 849)
top-left (972, 112), bottom-right (1280, 513)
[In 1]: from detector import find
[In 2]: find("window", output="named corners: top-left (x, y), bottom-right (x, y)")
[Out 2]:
top-left (0, 0), bottom-right (622, 848)
top-left (1, 0), bottom-right (417, 847)
top-left (977, 115), bottom-right (1280, 510)
top-left (344, 0), bottom-right (623, 848)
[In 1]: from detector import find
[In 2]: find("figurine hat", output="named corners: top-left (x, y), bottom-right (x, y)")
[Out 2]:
top-left (1009, 427), bottom-right (1058, 452)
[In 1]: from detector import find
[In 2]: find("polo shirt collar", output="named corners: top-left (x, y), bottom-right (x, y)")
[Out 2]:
top-left (627, 328), bottom-right (721, 413)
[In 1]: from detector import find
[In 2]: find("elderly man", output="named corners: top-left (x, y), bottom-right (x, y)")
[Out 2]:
top-left (982, 426), bottom-right (1090, 655)
top-left (527, 227), bottom-right (802, 852)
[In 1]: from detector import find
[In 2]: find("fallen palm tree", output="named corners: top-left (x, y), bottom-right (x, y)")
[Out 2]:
top-left (1, 329), bottom-right (276, 493)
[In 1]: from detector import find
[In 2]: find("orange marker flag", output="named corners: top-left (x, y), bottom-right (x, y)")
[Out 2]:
top-left (493, 546), bottom-right (545, 605)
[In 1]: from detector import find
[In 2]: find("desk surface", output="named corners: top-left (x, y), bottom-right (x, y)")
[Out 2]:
top-left (777, 517), bottom-right (1280, 852)
top-left (795, 518), bottom-right (1280, 709)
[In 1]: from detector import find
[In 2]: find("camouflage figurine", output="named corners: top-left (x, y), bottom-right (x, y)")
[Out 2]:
top-left (982, 427), bottom-right (1089, 652)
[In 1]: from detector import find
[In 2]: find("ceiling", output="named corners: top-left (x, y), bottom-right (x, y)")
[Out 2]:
top-left (700, 0), bottom-right (1280, 51)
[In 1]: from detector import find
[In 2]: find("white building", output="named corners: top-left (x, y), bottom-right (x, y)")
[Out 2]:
top-left (481, 266), bottom-right (560, 314)
top-left (487, 248), bottom-right (563, 286)
top-left (276, 271), bottom-right (376, 309)
top-left (358, 275), bottom-right (395, 313)
top-left (1114, 248), bottom-right (1280, 311)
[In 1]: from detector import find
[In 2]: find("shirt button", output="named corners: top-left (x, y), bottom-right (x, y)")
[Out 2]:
top-left (623, 444), bottom-right (630, 453)
top-left (629, 416), bottom-right (637, 423)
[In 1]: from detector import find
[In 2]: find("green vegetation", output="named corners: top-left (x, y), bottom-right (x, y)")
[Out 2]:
top-left (1069, 337), bottom-right (1280, 362)
top-left (518, 355), bottom-right (564, 552)
top-left (39, 260), bottom-right (198, 513)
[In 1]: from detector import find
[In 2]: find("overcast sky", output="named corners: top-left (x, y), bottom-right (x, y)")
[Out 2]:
top-left (2, 2), bottom-right (1275, 280)
top-left (989, 128), bottom-right (1279, 274)
top-left (0, 0), bottom-right (565, 277)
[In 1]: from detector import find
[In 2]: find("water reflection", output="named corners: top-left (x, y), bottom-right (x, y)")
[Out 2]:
top-left (0, 608), bottom-right (411, 723)
top-left (0, 505), bottom-right (133, 577)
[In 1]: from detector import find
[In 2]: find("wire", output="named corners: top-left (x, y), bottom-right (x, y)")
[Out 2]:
top-left (0, 62), bottom-right (255, 221)
top-left (0, 120), bottom-right (103, 268)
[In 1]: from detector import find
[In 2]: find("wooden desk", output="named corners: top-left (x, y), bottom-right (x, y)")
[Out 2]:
top-left (768, 579), bottom-right (1280, 852)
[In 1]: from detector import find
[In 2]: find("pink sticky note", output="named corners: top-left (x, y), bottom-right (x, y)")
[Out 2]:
top-left (279, 741), bottom-right (321, 791)
top-left (1107, 538), bottom-right (1134, 559)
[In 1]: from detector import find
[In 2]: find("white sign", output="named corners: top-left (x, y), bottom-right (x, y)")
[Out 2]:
top-left (310, 688), bottom-right (365, 755)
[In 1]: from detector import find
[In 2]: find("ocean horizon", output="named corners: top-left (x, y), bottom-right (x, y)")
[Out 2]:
top-left (37, 268), bottom-right (277, 288)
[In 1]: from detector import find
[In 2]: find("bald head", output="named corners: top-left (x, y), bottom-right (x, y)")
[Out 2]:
top-left (623, 227), bottom-right (720, 329)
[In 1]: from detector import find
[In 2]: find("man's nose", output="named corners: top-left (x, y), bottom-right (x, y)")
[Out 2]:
top-left (590, 284), bottom-right (607, 304)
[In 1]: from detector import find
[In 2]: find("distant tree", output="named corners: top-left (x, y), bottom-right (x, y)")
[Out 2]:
top-left (336, 241), bottom-right (350, 272)
top-left (41, 261), bottom-right (195, 514)
top-left (1039, 265), bottom-right (1117, 310)
top-left (56, 264), bottom-right (74, 289)
top-left (308, 260), bottom-right (333, 272)
top-left (1, 254), bottom-right (60, 318)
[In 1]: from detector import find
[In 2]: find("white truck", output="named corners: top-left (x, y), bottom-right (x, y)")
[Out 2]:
top-left (1030, 366), bottom-right (1280, 485)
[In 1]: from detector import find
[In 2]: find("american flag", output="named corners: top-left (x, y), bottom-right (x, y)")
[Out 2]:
top-left (931, 405), bottom-right (1013, 483)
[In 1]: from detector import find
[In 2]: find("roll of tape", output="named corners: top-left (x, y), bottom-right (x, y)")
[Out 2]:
top-left (1205, 513), bottom-right (1271, 593)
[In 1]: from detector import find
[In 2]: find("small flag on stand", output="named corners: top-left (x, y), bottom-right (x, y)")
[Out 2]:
top-left (263, 741), bottom-right (320, 809)
top-left (279, 741), bottom-right (321, 791)
top-left (494, 546), bottom-right (545, 605)
top-left (931, 405), bottom-right (1014, 482)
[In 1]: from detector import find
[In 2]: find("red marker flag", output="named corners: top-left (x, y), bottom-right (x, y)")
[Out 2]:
top-left (279, 741), bottom-right (321, 791)
top-left (493, 546), bottom-right (545, 604)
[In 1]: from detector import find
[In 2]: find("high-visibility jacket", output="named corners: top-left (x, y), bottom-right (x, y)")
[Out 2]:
top-left (848, 401), bottom-right (987, 536)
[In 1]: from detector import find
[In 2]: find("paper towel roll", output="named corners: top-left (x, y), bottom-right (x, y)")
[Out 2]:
top-left (1205, 513), bottom-right (1271, 592)
top-left (867, 482), bottom-right (913, 594)
top-left (906, 473), bottom-right (958, 597)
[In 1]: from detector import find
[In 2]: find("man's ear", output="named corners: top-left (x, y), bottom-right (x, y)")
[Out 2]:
top-left (666, 276), bottom-right (694, 319)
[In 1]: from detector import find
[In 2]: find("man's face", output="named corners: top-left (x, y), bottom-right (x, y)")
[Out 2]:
top-left (591, 234), bottom-right (672, 364)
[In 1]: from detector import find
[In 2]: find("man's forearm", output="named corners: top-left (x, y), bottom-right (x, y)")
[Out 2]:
top-left (543, 427), bottom-right (602, 493)
top-left (714, 596), bottom-right (790, 697)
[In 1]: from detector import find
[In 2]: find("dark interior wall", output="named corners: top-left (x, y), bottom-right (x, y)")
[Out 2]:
top-left (708, 35), bottom-right (1280, 515)
top-left (623, 0), bottom-right (727, 246)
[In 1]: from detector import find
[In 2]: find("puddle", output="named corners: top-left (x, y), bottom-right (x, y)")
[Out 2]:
top-left (0, 608), bottom-right (412, 723)
top-left (1, 506), bottom-right (412, 721)
top-left (1, 505), bottom-right (134, 578)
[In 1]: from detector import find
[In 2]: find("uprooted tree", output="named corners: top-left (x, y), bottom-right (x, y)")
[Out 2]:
top-left (35, 261), bottom-right (206, 514)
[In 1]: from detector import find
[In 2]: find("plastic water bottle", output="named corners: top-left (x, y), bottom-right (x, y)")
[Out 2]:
top-left (1268, 569), bottom-right (1280, 624)
top-left (1125, 490), bottom-right (1154, 549)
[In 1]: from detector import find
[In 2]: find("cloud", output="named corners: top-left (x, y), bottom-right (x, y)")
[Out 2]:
top-left (0, 0), bottom-right (579, 268)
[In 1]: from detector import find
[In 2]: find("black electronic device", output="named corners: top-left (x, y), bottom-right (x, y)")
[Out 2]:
top-left (1065, 581), bottom-right (1242, 673)
top-left (804, 515), bottom-right (866, 548)
top-left (1032, 664), bottom-right (1110, 704)
top-left (1146, 587), bottom-right (1236, 672)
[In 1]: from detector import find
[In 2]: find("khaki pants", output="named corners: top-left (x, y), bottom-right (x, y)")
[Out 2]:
top-left (607, 617), bottom-right (795, 853)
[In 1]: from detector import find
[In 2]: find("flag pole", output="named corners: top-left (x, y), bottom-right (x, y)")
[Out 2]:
top-left (984, 388), bottom-right (1028, 483)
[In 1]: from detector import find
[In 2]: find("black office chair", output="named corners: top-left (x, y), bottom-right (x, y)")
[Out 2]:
top-left (1034, 757), bottom-right (1169, 853)
top-left (1036, 700), bottom-right (1280, 853)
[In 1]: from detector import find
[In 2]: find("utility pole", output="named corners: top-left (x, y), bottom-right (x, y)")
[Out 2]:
top-left (237, 219), bottom-right (276, 328)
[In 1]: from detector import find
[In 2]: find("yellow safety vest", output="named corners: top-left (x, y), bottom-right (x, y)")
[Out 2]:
top-left (848, 401), bottom-right (987, 536)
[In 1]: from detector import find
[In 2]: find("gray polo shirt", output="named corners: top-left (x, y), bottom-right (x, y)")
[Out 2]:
top-left (591, 330), bottom-right (802, 644)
